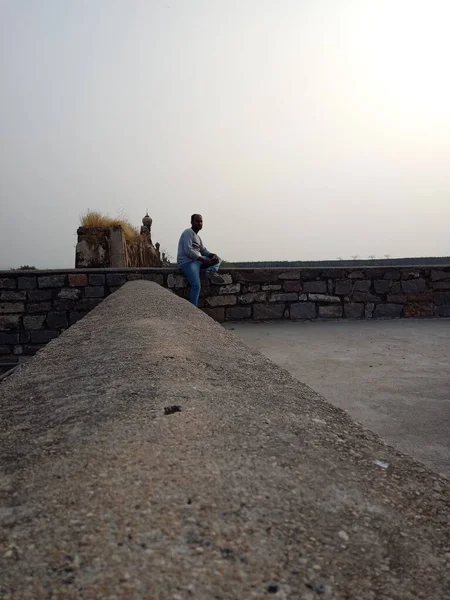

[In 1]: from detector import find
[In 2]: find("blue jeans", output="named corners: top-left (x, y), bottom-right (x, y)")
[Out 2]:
top-left (180, 260), bottom-right (220, 306)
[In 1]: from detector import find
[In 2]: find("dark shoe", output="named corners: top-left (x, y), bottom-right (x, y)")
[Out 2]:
top-left (207, 272), bottom-right (226, 285)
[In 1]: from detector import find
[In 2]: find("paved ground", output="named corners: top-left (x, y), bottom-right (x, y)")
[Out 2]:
top-left (1, 283), bottom-right (449, 599)
top-left (225, 319), bottom-right (450, 478)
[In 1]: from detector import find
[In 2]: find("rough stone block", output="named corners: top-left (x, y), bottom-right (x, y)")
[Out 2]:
top-left (0, 345), bottom-right (11, 355)
top-left (0, 302), bottom-right (25, 313)
top-left (69, 311), bottom-right (88, 325)
top-left (0, 290), bottom-right (27, 301)
top-left (404, 303), bottom-right (434, 318)
top-left (235, 271), bottom-right (279, 283)
top-left (88, 274), bottom-right (106, 286)
top-left (365, 303), bottom-right (375, 318)
top-left (54, 299), bottom-right (76, 311)
top-left (431, 270), bottom-right (450, 282)
top-left (0, 332), bottom-right (20, 344)
top-left (283, 281), bottom-right (302, 292)
top-left (201, 307), bottom-right (225, 322)
top-left (390, 282), bottom-right (402, 294)
top-left (319, 305), bottom-right (343, 318)
top-left (0, 315), bottom-right (21, 330)
top-left (246, 284), bottom-right (262, 292)
top-left (350, 292), bottom-right (380, 303)
top-left (308, 294), bottom-right (340, 303)
top-left (23, 344), bottom-right (46, 355)
top-left (261, 284), bottom-right (280, 291)
top-left (225, 306), bottom-right (252, 320)
top-left (69, 273), bottom-right (88, 287)
top-left (30, 330), bottom-right (59, 344)
top-left (253, 303), bottom-right (284, 320)
top-left (57, 288), bottom-right (81, 300)
top-left (27, 302), bottom-right (52, 313)
top-left (28, 289), bottom-right (52, 301)
top-left (278, 271), bottom-right (301, 280)
top-left (344, 303), bottom-right (364, 319)
top-left (106, 273), bottom-right (127, 287)
top-left (167, 274), bottom-right (187, 289)
top-left (290, 302), bottom-right (316, 320)
top-left (13, 345), bottom-right (23, 355)
top-left (348, 271), bottom-right (365, 279)
top-left (269, 292), bottom-right (298, 302)
top-left (353, 280), bottom-right (371, 292)
top-left (387, 294), bottom-right (407, 304)
top-left (435, 305), bottom-right (450, 317)
top-left (335, 280), bottom-right (352, 295)
top-left (400, 270), bottom-right (421, 280)
top-left (303, 281), bottom-right (327, 293)
top-left (76, 298), bottom-right (103, 311)
top-left (298, 270), bottom-right (319, 281)
top-left (374, 280), bottom-right (392, 294)
top-left (84, 286), bottom-right (105, 298)
top-left (20, 332), bottom-right (31, 343)
top-left (373, 304), bottom-right (403, 318)
top-left (402, 278), bottom-right (426, 293)
top-left (23, 315), bottom-right (46, 330)
top-left (217, 284), bottom-right (241, 295)
top-left (38, 275), bottom-right (66, 288)
top-left (320, 269), bottom-right (347, 279)
top-left (238, 292), bottom-right (267, 304)
top-left (46, 312), bottom-right (69, 329)
top-left (434, 291), bottom-right (450, 306)
top-left (0, 277), bottom-right (16, 289)
top-left (383, 270), bottom-right (401, 280)
top-left (432, 281), bottom-right (450, 290)
top-left (206, 295), bottom-right (237, 307)
top-left (18, 276), bottom-right (37, 289)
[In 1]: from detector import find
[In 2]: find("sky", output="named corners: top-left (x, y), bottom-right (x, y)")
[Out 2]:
top-left (1, 0), bottom-right (449, 269)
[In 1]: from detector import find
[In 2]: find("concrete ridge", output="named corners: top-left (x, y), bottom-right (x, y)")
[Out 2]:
top-left (0, 281), bottom-right (449, 599)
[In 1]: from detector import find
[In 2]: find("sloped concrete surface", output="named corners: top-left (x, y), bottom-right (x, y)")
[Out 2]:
top-left (0, 281), bottom-right (449, 599)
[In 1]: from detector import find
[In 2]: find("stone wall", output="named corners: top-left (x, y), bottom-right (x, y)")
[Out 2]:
top-left (1, 266), bottom-right (450, 365)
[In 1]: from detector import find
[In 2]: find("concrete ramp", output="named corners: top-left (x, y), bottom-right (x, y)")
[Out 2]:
top-left (0, 281), bottom-right (449, 599)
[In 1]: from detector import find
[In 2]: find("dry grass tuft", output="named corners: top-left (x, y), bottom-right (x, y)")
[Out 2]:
top-left (80, 210), bottom-right (140, 242)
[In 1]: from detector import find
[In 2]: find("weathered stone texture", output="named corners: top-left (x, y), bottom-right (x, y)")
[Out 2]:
top-left (0, 278), bottom-right (16, 289)
top-left (18, 277), bottom-right (37, 289)
top-left (374, 304), bottom-right (403, 318)
top-left (351, 292), bottom-right (380, 303)
top-left (225, 306), bottom-right (252, 320)
top-left (0, 290), bottom-right (26, 301)
top-left (269, 292), bottom-right (298, 302)
top-left (246, 284), bottom-right (262, 292)
top-left (69, 274), bottom-right (88, 287)
top-left (402, 278), bottom-right (426, 293)
top-left (335, 280), bottom-right (352, 295)
top-left (374, 280), bottom-right (392, 294)
top-left (308, 294), bottom-right (340, 303)
top-left (404, 303), bottom-right (434, 318)
top-left (253, 303), bottom-right (284, 320)
top-left (238, 292), bottom-right (267, 304)
top-left (46, 312), bottom-right (69, 330)
top-left (30, 331), bottom-right (59, 344)
top-left (38, 275), bottom-right (66, 288)
top-left (0, 302), bottom-right (25, 313)
top-left (69, 312), bottom-right (88, 325)
top-left (303, 281), bottom-right (327, 293)
top-left (217, 284), bottom-right (241, 295)
top-left (282, 281), bottom-right (302, 292)
top-left (365, 303), bottom-right (375, 318)
top-left (290, 302), bottom-right (316, 320)
top-left (261, 284), bottom-right (281, 291)
top-left (277, 271), bottom-right (301, 280)
top-left (353, 280), bottom-right (371, 292)
top-left (84, 286), bottom-right (105, 298)
top-left (235, 271), bottom-right (279, 283)
top-left (431, 270), bottom-right (450, 281)
top-left (344, 303), bottom-right (364, 319)
top-left (106, 273), bottom-right (127, 287)
top-left (28, 289), bottom-right (52, 301)
top-left (57, 288), bottom-right (81, 301)
top-left (206, 295), bottom-right (237, 307)
top-left (319, 305), bottom-right (343, 318)
top-left (435, 305), bottom-right (450, 317)
top-left (27, 302), bottom-right (52, 314)
top-left (434, 291), bottom-right (450, 306)
top-left (23, 316), bottom-right (46, 330)
top-left (89, 274), bottom-right (106, 286)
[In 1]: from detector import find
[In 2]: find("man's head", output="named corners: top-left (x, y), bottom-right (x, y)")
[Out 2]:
top-left (191, 214), bottom-right (203, 233)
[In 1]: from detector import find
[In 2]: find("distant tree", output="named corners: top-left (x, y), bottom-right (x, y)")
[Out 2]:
top-left (336, 257), bottom-right (343, 261)
top-left (351, 255), bottom-right (359, 261)
top-left (18, 265), bottom-right (36, 270)
top-left (368, 255), bottom-right (376, 260)
top-left (384, 254), bottom-right (391, 259)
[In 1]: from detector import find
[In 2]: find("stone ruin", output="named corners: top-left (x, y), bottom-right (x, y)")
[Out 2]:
top-left (75, 213), bottom-right (170, 268)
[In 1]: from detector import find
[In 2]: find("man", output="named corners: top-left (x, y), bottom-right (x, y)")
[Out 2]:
top-left (177, 214), bottom-right (225, 306)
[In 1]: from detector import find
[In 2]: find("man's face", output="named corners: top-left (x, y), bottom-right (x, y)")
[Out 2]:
top-left (192, 215), bottom-right (203, 232)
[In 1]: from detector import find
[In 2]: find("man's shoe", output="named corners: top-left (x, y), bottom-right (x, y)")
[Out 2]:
top-left (207, 272), bottom-right (226, 285)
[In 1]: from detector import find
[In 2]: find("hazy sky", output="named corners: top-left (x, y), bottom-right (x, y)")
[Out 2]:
top-left (1, 0), bottom-right (449, 269)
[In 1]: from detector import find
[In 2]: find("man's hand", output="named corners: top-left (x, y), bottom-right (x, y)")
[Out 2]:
top-left (199, 257), bottom-right (214, 266)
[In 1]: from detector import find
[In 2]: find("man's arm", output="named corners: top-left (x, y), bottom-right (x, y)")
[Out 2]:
top-left (182, 230), bottom-right (202, 262)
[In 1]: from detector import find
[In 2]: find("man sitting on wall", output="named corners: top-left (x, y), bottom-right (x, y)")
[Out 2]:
top-left (177, 214), bottom-right (225, 306)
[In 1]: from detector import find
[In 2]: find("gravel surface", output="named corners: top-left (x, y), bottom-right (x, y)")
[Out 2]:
top-left (0, 281), bottom-right (449, 599)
